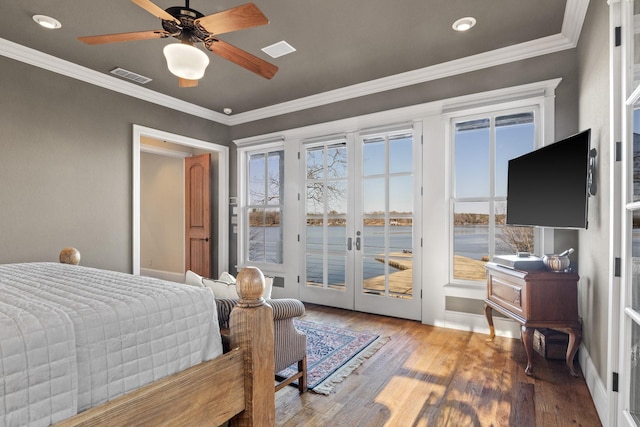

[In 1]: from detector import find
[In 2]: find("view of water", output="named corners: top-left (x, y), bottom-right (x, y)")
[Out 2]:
top-left (251, 225), bottom-right (494, 284)
top-left (454, 225), bottom-right (491, 260)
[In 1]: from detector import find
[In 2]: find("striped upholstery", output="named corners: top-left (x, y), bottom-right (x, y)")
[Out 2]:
top-left (215, 297), bottom-right (308, 392)
top-left (216, 298), bottom-right (305, 328)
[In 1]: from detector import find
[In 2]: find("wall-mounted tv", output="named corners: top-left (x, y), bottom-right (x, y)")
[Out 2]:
top-left (506, 129), bottom-right (592, 229)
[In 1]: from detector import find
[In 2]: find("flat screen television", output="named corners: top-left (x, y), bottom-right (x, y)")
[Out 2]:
top-left (506, 129), bottom-right (591, 229)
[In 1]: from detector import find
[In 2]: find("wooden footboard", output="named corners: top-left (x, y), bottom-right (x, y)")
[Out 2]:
top-left (54, 349), bottom-right (246, 427)
top-left (53, 267), bottom-right (275, 427)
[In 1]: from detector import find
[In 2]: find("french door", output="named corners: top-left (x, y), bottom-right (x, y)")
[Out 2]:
top-left (299, 125), bottom-right (422, 320)
top-left (620, 1), bottom-right (640, 425)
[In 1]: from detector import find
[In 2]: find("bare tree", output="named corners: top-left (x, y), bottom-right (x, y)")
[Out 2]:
top-left (305, 145), bottom-right (347, 214)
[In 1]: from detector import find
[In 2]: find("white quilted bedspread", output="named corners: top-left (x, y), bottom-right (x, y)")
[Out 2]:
top-left (0, 262), bottom-right (223, 427)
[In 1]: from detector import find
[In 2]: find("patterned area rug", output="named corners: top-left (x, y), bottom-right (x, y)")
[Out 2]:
top-left (277, 319), bottom-right (389, 394)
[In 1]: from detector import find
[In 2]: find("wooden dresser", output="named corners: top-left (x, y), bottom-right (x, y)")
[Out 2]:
top-left (483, 262), bottom-right (581, 377)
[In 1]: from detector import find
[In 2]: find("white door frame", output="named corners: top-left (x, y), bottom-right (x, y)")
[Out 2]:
top-left (132, 124), bottom-right (229, 276)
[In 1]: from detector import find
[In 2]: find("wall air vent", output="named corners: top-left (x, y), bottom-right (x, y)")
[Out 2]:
top-left (110, 67), bottom-right (152, 84)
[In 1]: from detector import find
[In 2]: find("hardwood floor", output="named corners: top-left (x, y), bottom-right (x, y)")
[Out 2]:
top-left (275, 304), bottom-right (602, 427)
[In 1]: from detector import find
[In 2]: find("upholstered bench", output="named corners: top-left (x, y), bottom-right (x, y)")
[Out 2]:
top-left (217, 298), bottom-right (307, 393)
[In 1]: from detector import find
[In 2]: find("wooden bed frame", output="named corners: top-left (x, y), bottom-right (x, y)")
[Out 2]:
top-left (53, 267), bottom-right (275, 427)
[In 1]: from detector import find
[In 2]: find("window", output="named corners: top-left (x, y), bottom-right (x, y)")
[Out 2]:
top-left (451, 111), bottom-right (536, 281)
top-left (244, 149), bottom-right (284, 264)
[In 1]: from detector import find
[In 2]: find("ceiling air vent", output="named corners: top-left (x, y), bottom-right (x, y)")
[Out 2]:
top-left (261, 41), bottom-right (296, 59)
top-left (110, 67), bottom-right (152, 84)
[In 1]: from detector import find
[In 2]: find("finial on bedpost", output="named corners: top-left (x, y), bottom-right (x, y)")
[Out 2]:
top-left (59, 247), bottom-right (81, 265)
top-left (236, 266), bottom-right (265, 307)
top-left (230, 267), bottom-right (275, 427)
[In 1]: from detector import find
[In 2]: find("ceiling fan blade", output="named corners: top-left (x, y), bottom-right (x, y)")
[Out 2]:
top-left (179, 78), bottom-right (199, 88)
top-left (131, 0), bottom-right (180, 23)
top-left (207, 39), bottom-right (278, 79)
top-left (78, 30), bottom-right (171, 45)
top-left (195, 3), bottom-right (268, 36)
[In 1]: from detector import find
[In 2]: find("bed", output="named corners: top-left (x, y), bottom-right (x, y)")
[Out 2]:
top-left (0, 262), bottom-right (274, 427)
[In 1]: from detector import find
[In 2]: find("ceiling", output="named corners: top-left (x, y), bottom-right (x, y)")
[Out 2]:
top-left (0, 0), bottom-right (584, 125)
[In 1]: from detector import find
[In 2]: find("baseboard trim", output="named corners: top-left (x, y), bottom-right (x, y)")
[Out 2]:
top-left (139, 268), bottom-right (184, 284)
top-left (578, 344), bottom-right (608, 426)
top-left (438, 311), bottom-right (521, 338)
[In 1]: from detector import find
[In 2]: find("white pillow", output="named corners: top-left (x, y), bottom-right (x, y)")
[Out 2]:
top-left (219, 271), bottom-right (236, 284)
top-left (263, 276), bottom-right (273, 300)
top-left (203, 277), bottom-right (239, 299)
top-left (185, 270), bottom-right (205, 287)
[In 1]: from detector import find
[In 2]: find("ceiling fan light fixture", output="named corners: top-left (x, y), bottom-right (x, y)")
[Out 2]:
top-left (163, 43), bottom-right (210, 80)
top-left (33, 14), bottom-right (62, 30)
top-left (452, 17), bottom-right (476, 32)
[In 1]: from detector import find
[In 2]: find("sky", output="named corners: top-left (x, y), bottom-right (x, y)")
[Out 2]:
top-left (454, 119), bottom-right (535, 215)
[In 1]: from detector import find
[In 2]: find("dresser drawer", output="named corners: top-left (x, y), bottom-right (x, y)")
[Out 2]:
top-left (487, 275), bottom-right (524, 315)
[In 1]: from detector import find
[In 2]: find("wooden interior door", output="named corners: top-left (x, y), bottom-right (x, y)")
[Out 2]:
top-left (185, 153), bottom-right (211, 277)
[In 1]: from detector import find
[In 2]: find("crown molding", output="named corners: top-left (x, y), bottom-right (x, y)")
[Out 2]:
top-left (0, 0), bottom-right (586, 127)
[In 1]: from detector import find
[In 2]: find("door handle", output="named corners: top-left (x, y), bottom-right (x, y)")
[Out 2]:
top-left (197, 237), bottom-right (210, 242)
top-left (355, 236), bottom-right (361, 251)
top-left (347, 237), bottom-right (352, 251)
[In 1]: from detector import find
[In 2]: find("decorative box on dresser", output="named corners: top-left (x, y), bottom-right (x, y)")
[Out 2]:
top-left (483, 262), bottom-right (582, 377)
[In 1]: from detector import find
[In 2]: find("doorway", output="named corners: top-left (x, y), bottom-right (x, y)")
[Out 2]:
top-left (132, 124), bottom-right (229, 278)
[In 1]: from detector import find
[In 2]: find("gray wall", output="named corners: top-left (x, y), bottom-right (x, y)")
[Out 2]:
top-left (577, 0), bottom-right (611, 384)
top-left (0, 55), bottom-right (230, 273)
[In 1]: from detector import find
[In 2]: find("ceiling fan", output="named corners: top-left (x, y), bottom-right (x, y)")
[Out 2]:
top-left (78, 0), bottom-right (278, 87)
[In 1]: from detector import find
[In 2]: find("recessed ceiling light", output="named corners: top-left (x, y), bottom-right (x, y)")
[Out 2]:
top-left (33, 15), bottom-right (62, 30)
top-left (452, 17), bottom-right (476, 32)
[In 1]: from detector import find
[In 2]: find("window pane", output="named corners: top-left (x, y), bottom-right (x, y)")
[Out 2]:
top-left (306, 183), bottom-right (324, 215)
top-left (327, 143), bottom-right (347, 179)
top-left (496, 200), bottom-right (534, 255)
top-left (248, 153), bottom-right (265, 205)
top-left (390, 175), bottom-right (412, 214)
top-left (389, 135), bottom-right (413, 174)
top-left (327, 222), bottom-right (346, 252)
top-left (306, 146), bottom-right (324, 180)
top-left (495, 113), bottom-right (535, 197)
top-left (363, 221), bottom-right (384, 256)
top-left (363, 177), bottom-right (385, 214)
top-left (327, 180), bottom-right (347, 215)
top-left (363, 137), bottom-right (385, 176)
top-left (455, 119), bottom-right (490, 198)
top-left (306, 253), bottom-right (323, 286)
top-left (266, 151), bottom-right (283, 205)
top-left (248, 208), bottom-right (282, 263)
top-left (306, 218), bottom-right (323, 252)
top-left (327, 255), bottom-right (346, 289)
top-left (363, 256), bottom-right (386, 295)
top-left (453, 201), bottom-right (489, 281)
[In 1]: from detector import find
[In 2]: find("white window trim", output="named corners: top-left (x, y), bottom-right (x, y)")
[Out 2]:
top-left (436, 92), bottom-right (556, 333)
top-left (236, 140), bottom-right (286, 273)
top-left (446, 105), bottom-right (542, 287)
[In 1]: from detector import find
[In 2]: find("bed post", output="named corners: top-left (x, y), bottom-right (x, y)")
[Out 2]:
top-left (230, 267), bottom-right (275, 427)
